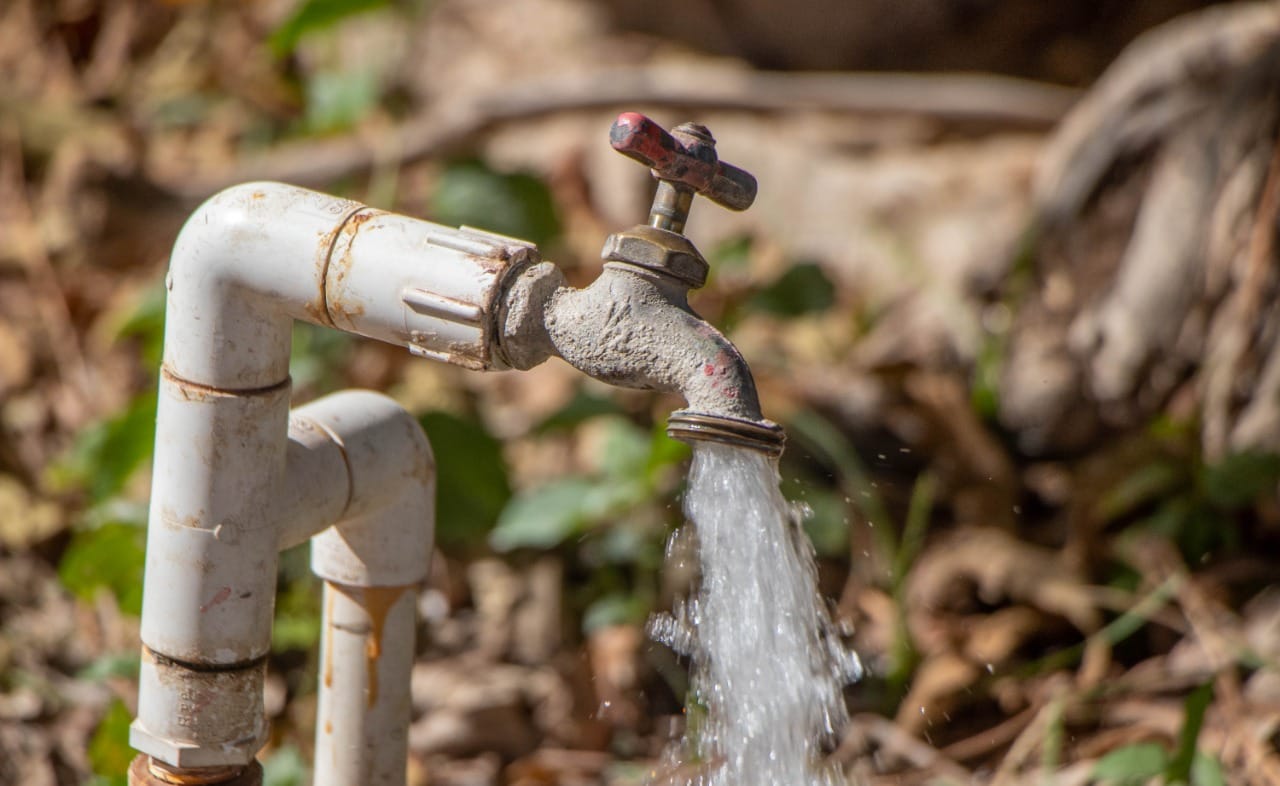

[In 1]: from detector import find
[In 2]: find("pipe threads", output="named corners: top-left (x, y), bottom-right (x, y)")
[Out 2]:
top-left (666, 411), bottom-right (786, 458)
top-left (130, 757), bottom-right (262, 786)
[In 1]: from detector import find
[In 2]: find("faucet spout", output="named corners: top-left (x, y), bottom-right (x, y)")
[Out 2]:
top-left (498, 260), bottom-right (784, 456)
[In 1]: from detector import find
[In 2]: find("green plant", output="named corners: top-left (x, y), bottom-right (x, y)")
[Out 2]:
top-left (1091, 682), bottom-right (1224, 786)
top-left (490, 415), bottom-right (688, 630)
top-left (431, 160), bottom-right (561, 248)
top-left (1097, 424), bottom-right (1280, 563)
top-left (87, 699), bottom-right (133, 786)
top-left (419, 410), bottom-right (512, 548)
top-left (787, 409), bottom-right (934, 700)
top-left (746, 261), bottom-right (835, 317)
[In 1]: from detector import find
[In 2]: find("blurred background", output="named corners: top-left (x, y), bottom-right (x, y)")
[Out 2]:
top-left (3, 1), bottom-right (1280, 784)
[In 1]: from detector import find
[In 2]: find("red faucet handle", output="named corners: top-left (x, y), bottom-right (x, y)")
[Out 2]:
top-left (609, 112), bottom-right (757, 212)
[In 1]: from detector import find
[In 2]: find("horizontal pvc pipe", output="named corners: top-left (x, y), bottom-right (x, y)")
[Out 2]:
top-left (164, 182), bottom-right (537, 389)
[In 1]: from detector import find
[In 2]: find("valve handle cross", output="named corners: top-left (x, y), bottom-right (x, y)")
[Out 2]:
top-left (609, 112), bottom-right (757, 234)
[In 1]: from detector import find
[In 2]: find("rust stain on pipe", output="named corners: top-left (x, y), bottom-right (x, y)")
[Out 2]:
top-left (199, 586), bottom-right (232, 613)
top-left (326, 209), bottom-right (380, 327)
top-left (313, 206), bottom-right (376, 329)
top-left (362, 585), bottom-right (408, 708)
top-left (322, 587), bottom-right (334, 689)
top-left (130, 756), bottom-right (262, 786)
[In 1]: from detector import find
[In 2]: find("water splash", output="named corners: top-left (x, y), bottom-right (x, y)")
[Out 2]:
top-left (649, 443), bottom-right (862, 786)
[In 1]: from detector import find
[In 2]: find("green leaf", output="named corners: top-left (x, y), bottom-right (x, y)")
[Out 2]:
top-left (970, 331), bottom-right (1004, 420)
top-left (58, 522), bottom-right (147, 616)
top-left (49, 392), bottom-right (157, 504)
top-left (788, 486), bottom-right (849, 558)
top-left (262, 744), bottom-right (309, 786)
top-left (747, 262), bottom-right (835, 317)
top-left (490, 478), bottom-right (621, 551)
top-left (596, 417), bottom-right (651, 481)
top-left (114, 280), bottom-right (167, 369)
top-left (290, 321), bottom-right (354, 394)
top-left (269, 0), bottom-right (390, 57)
top-left (77, 652), bottom-right (141, 682)
top-left (645, 424), bottom-right (690, 479)
top-left (418, 411), bottom-right (511, 547)
top-left (1092, 742), bottom-right (1169, 784)
top-left (1191, 751), bottom-right (1227, 786)
top-left (272, 545), bottom-right (322, 654)
top-left (431, 160), bottom-right (561, 248)
top-left (304, 69), bottom-right (380, 134)
top-left (710, 235), bottom-right (753, 272)
top-left (1201, 451), bottom-right (1280, 509)
top-left (1097, 459), bottom-right (1184, 522)
top-left (88, 699), bottom-right (134, 784)
top-left (536, 389), bottom-right (622, 433)
top-left (583, 592), bottom-right (649, 633)
top-left (588, 518), bottom-right (661, 567)
top-left (1167, 682), bottom-right (1214, 784)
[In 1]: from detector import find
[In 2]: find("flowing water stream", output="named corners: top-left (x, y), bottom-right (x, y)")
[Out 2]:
top-left (649, 442), bottom-right (862, 786)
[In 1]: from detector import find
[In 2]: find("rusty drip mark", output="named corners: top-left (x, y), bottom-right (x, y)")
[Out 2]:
top-left (316, 206), bottom-right (376, 329)
top-left (362, 585), bottom-right (409, 708)
top-left (199, 586), bottom-right (232, 613)
top-left (323, 586), bottom-right (335, 688)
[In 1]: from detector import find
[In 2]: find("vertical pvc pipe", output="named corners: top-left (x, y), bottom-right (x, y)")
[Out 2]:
top-left (314, 582), bottom-right (417, 786)
top-left (133, 182), bottom-right (494, 770)
top-left (304, 392), bottom-right (434, 786)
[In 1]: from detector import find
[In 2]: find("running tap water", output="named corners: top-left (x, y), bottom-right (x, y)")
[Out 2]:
top-left (650, 443), bottom-right (862, 786)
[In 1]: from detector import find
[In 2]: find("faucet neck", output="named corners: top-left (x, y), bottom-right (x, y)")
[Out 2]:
top-left (649, 181), bottom-right (695, 234)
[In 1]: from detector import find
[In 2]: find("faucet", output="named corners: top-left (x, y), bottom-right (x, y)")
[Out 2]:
top-left (500, 112), bottom-right (784, 455)
top-left (127, 114), bottom-right (781, 786)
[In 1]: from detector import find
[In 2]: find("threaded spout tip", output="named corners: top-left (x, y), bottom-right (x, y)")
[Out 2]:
top-left (666, 411), bottom-right (785, 458)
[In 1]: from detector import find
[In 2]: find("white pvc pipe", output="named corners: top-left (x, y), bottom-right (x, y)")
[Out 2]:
top-left (315, 582), bottom-right (417, 786)
top-left (297, 391), bottom-right (434, 786)
top-left (133, 182), bottom-right (508, 770)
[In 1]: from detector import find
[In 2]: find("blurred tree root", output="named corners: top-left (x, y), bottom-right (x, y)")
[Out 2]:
top-left (998, 2), bottom-right (1280, 460)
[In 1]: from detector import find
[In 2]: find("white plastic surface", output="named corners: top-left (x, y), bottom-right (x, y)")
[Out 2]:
top-left (314, 582), bottom-right (417, 786)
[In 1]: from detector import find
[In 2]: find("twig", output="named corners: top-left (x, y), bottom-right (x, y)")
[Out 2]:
top-left (0, 123), bottom-right (93, 422)
top-left (836, 713), bottom-right (972, 782)
top-left (941, 702), bottom-right (1041, 763)
top-left (1215, 129), bottom-right (1280, 451)
top-left (1035, 2), bottom-right (1280, 223)
top-left (147, 67), bottom-right (1080, 199)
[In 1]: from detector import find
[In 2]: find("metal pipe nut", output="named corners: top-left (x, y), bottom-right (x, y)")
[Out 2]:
top-left (129, 757), bottom-right (263, 786)
top-left (601, 225), bottom-right (709, 288)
